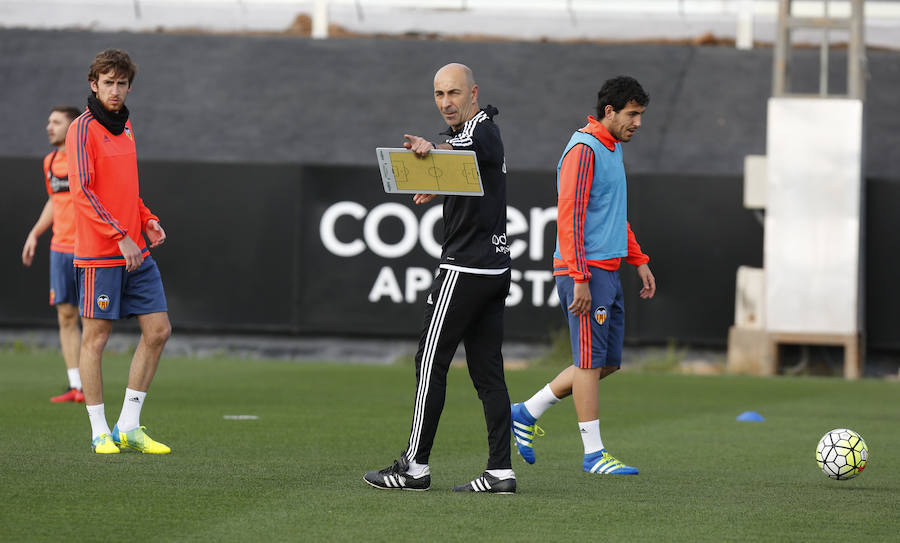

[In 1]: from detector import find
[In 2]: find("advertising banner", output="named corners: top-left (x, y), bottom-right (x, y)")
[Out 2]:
top-left (12, 157), bottom-right (866, 348)
top-left (298, 165), bottom-right (565, 339)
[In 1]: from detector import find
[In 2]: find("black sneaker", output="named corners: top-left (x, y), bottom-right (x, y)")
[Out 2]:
top-left (363, 454), bottom-right (431, 491)
top-left (451, 471), bottom-right (516, 494)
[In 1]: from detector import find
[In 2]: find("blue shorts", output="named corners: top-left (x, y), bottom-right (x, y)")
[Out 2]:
top-left (77, 256), bottom-right (168, 320)
top-left (49, 250), bottom-right (78, 306)
top-left (556, 269), bottom-right (625, 369)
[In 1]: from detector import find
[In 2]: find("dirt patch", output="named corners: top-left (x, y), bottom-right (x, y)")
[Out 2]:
top-left (152, 14), bottom-right (755, 48)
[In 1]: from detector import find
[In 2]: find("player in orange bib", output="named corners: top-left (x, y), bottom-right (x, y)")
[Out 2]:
top-left (22, 106), bottom-right (85, 403)
top-left (66, 49), bottom-right (172, 454)
top-left (510, 77), bottom-right (657, 475)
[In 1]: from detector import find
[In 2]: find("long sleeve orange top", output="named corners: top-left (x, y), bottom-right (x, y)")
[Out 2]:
top-left (66, 111), bottom-right (157, 268)
top-left (553, 117), bottom-right (649, 282)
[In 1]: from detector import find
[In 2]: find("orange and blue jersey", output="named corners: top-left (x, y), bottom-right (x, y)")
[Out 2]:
top-left (553, 116), bottom-right (649, 282)
top-left (65, 110), bottom-right (158, 268)
top-left (43, 149), bottom-right (76, 254)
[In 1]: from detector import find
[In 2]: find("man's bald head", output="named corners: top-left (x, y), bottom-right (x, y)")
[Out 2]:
top-left (433, 63), bottom-right (479, 130)
top-left (434, 63), bottom-right (475, 88)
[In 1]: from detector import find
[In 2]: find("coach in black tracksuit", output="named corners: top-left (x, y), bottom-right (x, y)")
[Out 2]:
top-left (364, 63), bottom-right (516, 494)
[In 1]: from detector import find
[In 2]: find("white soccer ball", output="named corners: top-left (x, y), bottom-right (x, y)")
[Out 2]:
top-left (816, 428), bottom-right (868, 480)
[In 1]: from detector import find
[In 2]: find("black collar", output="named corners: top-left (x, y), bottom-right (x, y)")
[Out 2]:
top-left (440, 105), bottom-right (498, 136)
top-left (87, 94), bottom-right (130, 135)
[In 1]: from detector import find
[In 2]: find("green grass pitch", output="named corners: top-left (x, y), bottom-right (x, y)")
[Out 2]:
top-left (2, 349), bottom-right (898, 542)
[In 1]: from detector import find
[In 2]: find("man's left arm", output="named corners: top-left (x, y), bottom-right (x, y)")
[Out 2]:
top-left (138, 197), bottom-right (165, 248)
top-left (624, 222), bottom-right (655, 299)
top-left (447, 121), bottom-right (502, 167)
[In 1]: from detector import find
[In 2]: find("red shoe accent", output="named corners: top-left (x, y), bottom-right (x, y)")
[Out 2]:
top-left (50, 388), bottom-right (82, 403)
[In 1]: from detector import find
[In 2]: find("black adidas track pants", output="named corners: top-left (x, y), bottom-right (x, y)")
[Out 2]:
top-left (404, 267), bottom-right (512, 470)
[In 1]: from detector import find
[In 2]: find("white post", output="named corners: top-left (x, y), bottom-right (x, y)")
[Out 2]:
top-left (736, 0), bottom-right (754, 50)
top-left (312, 0), bottom-right (329, 39)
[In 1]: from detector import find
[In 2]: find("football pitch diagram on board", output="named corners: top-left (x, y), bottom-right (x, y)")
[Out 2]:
top-left (376, 148), bottom-right (484, 196)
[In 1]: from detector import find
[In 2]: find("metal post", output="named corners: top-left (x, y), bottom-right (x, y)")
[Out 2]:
top-left (773, 0), bottom-right (865, 100)
top-left (819, 1), bottom-right (829, 96)
top-left (848, 0), bottom-right (865, 99)
top-left (772, 0), bottom-right (791, 96)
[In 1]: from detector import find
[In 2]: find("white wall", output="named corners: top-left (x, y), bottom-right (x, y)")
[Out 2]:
top-left (2, 0), bottom-right (899, 49)
top-left (764, 97), bottom-right (863, 335)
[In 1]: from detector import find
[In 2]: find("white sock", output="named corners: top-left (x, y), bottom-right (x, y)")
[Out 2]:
top-left (407, 460), bottom-right (430, 477)
top-left (67, 368), bottom-right (82, 390)
top-left (523, 384), bottom-right (561, 420)
top-left (486, 468), bottom-right (515, 480)
top-left (115, 388), bottom-right (146, 432)
top-left (578, 420), bottom-right (605, 454)
top-left (86, 403), bottom-right (111, 439)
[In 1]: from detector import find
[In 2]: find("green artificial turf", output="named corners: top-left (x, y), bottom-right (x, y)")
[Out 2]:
top-left (1, 349), bottom-right (898, 542)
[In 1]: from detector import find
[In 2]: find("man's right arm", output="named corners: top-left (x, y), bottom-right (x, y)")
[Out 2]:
top-left (557, 143), bottom-right (595, 284)
top-left (403, 134), bottom-right (450, 205)
top-left (22, 198), bottom-right (53, 266)
top-left (558, 143), bottom-right (596, 316)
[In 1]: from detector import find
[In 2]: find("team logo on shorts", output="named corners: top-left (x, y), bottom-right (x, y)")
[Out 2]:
top-left (49, 289), bottom-right (56, 306)
top-left (96, 294), bottom-right (110, 311)
top-left (594, 306), bottom-right (608, 325)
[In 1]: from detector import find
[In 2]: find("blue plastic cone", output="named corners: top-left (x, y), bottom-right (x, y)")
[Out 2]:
top-left (736, 411), bottom-right (765, 422)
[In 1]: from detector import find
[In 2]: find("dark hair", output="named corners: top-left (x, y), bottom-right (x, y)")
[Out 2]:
top-left (88, 49), bottom-right (137, 84)
top-left (51, 105), bottom-right (81, 122)
top-left (596, 76), bottom-right (649, 117)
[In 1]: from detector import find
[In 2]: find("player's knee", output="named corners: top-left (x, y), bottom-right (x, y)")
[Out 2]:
top-left (56, 305), bottom-right (79, 329)
top-left (82, 326), bottom-right (111, 351)
top-left (598, 366), bottom-right (619, 380)
top-left (145, 321), bottom-right (172, 347)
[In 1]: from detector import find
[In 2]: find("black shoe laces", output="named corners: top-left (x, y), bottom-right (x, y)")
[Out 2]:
top-left (380, 454), bottom-right (410, 475)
